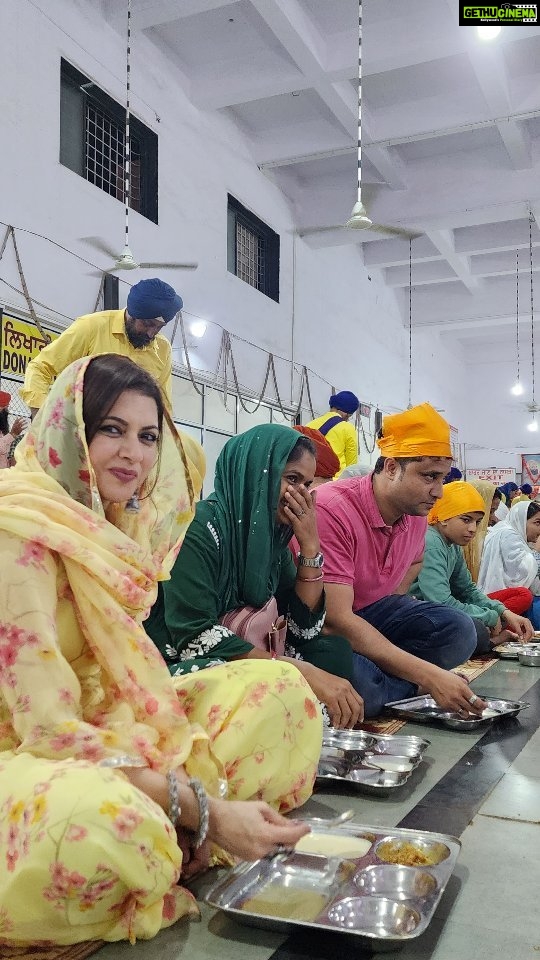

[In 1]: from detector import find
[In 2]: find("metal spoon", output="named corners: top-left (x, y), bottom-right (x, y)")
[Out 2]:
top-left (304, 808), bottom-right (355, 828)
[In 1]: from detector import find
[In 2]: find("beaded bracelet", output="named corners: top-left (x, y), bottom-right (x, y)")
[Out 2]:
top-left (166, 770), bottom-right (181, 827)
top-left (188, 777), bottom-right (210, 849)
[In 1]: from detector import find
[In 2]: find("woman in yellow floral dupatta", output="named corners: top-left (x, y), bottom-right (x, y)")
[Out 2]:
top-left (0, 355), bottom-right (321, 949)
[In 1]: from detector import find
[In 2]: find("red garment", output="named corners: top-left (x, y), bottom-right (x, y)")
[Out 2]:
top-left (293, 425), bottom-right (340, 479)
top-left (487, 587), bottom-right (533, 615)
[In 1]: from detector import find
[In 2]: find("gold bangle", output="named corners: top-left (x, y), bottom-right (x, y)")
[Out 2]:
top-left (296, 572), bottom-right (324, 582)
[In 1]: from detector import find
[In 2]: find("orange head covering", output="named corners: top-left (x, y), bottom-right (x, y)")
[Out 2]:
top-left (377, 402), bottom-right (452, 459)
top-left (0, 391), bottom-right (11, 408)
top-left (428, 481), bottom-right (486, 525)
top-left (294, 425), bottom-right (340, 479)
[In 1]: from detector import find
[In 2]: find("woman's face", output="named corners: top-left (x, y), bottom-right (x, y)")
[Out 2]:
top-left (509, 487), bottom-right (519, 501)
top-left (489, 495), bottom-right (501, 526)
top-left (275, 450), bottom-right (316, 524)
top-left (88, 390), bottom-right (160, 506)
top-left (440, 512), bottom-right (484, 546)
top-left (526, 511), bottom-right (540, 543)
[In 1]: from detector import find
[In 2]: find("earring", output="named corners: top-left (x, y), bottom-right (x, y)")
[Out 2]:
top-left (124, 491), bottom-right (140, 513)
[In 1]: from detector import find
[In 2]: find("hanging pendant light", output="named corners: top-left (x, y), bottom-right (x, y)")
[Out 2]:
top-left (346, 0), bottom-right (372, 230)
top-left (526, 210), bottom-right (537, 431)
top-left (511, 250), bottom-right (524, 395)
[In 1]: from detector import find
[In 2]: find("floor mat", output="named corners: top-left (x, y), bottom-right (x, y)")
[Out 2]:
top-left (357, 716), bottom-right (406, 735)
top-left (451, 654), bottom-right (499, 683)
top-left (0, 943), bottom-right (103, 960)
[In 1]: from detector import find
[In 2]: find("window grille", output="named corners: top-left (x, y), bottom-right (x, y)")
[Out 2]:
top-left (60, 59), bottom-right (157, 223)
top-left (227, 195), bottom-right (279, 302)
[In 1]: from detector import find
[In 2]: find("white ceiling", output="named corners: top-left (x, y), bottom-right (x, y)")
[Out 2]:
top-left (101, 0), bottom-right (540, 363)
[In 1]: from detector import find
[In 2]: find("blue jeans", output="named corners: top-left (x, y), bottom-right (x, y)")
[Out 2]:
top-left (352, 595), bottom-right (477, 718)
top-left (525, 596), bottom-right (540, 630)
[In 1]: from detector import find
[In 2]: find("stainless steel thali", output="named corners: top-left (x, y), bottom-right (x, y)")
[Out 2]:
top-left (384, 694), bottom-right (529, 730)
top-left (205, 821), bottom-right (461, 951)
top-left (316, 729), bottom-right (430, 795)
top-left (493, 640), bottom-right (540, 659)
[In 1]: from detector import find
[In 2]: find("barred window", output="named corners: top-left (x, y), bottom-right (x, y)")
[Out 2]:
top-left (60, 59), bottom-right (157, 223)
top-left (227, 195), bottom-right (279, 302)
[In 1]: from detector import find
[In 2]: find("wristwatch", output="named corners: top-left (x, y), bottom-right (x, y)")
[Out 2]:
top-left (297, 551), bottom-right (324, 568)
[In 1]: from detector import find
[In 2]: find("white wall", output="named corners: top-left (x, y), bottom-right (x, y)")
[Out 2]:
top-left (457, 352), bottom-right (540, 473)
top-left (0, 0), bottom-right (471, 449)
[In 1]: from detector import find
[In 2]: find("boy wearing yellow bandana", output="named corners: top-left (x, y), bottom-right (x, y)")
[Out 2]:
top-left (409, 481), bottom-right (533, 653)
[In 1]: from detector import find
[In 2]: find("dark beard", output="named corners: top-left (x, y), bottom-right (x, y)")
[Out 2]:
top-left (125, 325), bottom-right (151, 349)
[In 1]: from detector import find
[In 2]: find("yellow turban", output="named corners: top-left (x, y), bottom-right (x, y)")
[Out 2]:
top-left (377, 402), bottom-right (452, 459)
top-left (428, 481), bottom-right (486, 525)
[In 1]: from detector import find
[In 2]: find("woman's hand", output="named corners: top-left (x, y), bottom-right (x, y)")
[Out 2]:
top-left (300, 662), bottom-right (364, 728)
top-left (176, 828), bottom-right (211, 880)
top-left (283, 483), bottom-right (319, 557)
top-left (208, 798), bottom-right (310, 861)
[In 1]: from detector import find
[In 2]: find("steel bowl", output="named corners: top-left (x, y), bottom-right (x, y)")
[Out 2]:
top-left (326, 896), bottom-right (420, 936)
top-left (375, 837), bottom-right (451, 867)
top-left (518, 648), bottom-right (540, 666)
top-left (354, 864), bottom-right (438, 901)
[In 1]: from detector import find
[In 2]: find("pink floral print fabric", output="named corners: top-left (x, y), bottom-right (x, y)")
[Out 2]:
top-left (0, 358), bottom-right (322, 947)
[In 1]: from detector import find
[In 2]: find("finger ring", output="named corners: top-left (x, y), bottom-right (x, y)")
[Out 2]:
top-left (468, 694), bottom-right (478, 705)
top-left (297, 509), bottom-right (305, 517)
top-left (273, 844), bottom-right (291, 857)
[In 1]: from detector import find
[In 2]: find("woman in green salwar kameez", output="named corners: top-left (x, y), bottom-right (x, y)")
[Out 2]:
top-left (145, 425), bottom-right (363, 728)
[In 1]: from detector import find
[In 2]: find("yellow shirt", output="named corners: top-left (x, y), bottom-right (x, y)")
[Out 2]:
top-left (305, 411), bottom-right (358, 477)
top-left (20, 310), bottom-right (172, 410)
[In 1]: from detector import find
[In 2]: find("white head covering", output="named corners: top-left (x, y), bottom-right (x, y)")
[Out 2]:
top-left (506, 499), bottom-right (530, 539)
top-left (478, 499), bottom-right (539, 594)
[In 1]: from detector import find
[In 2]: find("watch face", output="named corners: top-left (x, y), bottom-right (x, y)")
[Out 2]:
top-left (298, 551), bottom-right (324, 567)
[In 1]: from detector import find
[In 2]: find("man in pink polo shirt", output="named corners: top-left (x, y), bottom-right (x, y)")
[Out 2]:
top-left (315, 403), bottom-right (483, 720)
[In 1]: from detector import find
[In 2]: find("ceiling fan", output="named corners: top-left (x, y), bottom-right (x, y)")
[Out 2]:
top-left (81, 236), bottom-right (198, 273)
top-left (301, 0), bottom-right (419, 242)
top-left (83, 0), bottom-right (198, 274)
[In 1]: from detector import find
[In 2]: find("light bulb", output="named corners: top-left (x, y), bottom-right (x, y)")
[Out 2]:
top-left (477, 25), bottom-right (501, 40)
top-left (511, 381), bottom-right (524, 396)
top-left (189, 320), bottom-right (207, 338)
top-left (527, 417), bottom-right (539, 432)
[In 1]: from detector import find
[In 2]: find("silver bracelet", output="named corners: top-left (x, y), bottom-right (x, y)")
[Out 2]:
top-left (166, 770), bottom-right (181, 827)
top-left (188, 777), bottom-right (210, 849)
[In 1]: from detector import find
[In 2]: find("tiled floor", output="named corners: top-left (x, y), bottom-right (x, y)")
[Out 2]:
top-left (97, 661), bottom-right (540, 960)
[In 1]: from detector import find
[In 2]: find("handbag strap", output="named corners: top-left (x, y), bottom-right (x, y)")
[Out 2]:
top-left (318, 415), bottom-right (343, 436)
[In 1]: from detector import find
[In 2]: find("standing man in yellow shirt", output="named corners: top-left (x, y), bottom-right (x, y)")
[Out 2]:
top-left (306, 391), bottom-right (359, 477)
top-left (21, 278), bottom-right (182, 416)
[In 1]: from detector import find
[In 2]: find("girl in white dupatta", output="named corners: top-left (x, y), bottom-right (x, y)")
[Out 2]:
top-left (478, 500), bottom-right (540, 596)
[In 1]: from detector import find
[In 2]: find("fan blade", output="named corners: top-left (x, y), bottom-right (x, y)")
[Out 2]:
top-left (138, 261), bottom-right (199, 270)
top-left (298, 225), bottom-right (345, 236)
top-left (370, 224), bottom-right (422, 240)
top-left (79, 236), bottom-right (120, 259)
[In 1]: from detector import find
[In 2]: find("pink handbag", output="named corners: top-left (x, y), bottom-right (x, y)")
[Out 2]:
top-left (219, 596), bottom-right (287, 656)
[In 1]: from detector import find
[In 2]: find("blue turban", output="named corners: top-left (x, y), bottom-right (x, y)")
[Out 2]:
top-left (499, 481), bottom-right (518, 500)
top-left (443, 466), bottom-right (463, 484)
top-left (521, 483), bottom-right (533, 495)
top-left (126, 278), bottom-right (183, 323)
top-left (329, 391), bottom-right (359, 415)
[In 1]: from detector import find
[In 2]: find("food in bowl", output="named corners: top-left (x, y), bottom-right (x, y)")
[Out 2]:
top-left (295, 833), bottom-right (372, 859)
top-left (376, 839), bottom-right (449, 867)
top-left (241, 888), bottom-right (327, 920)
